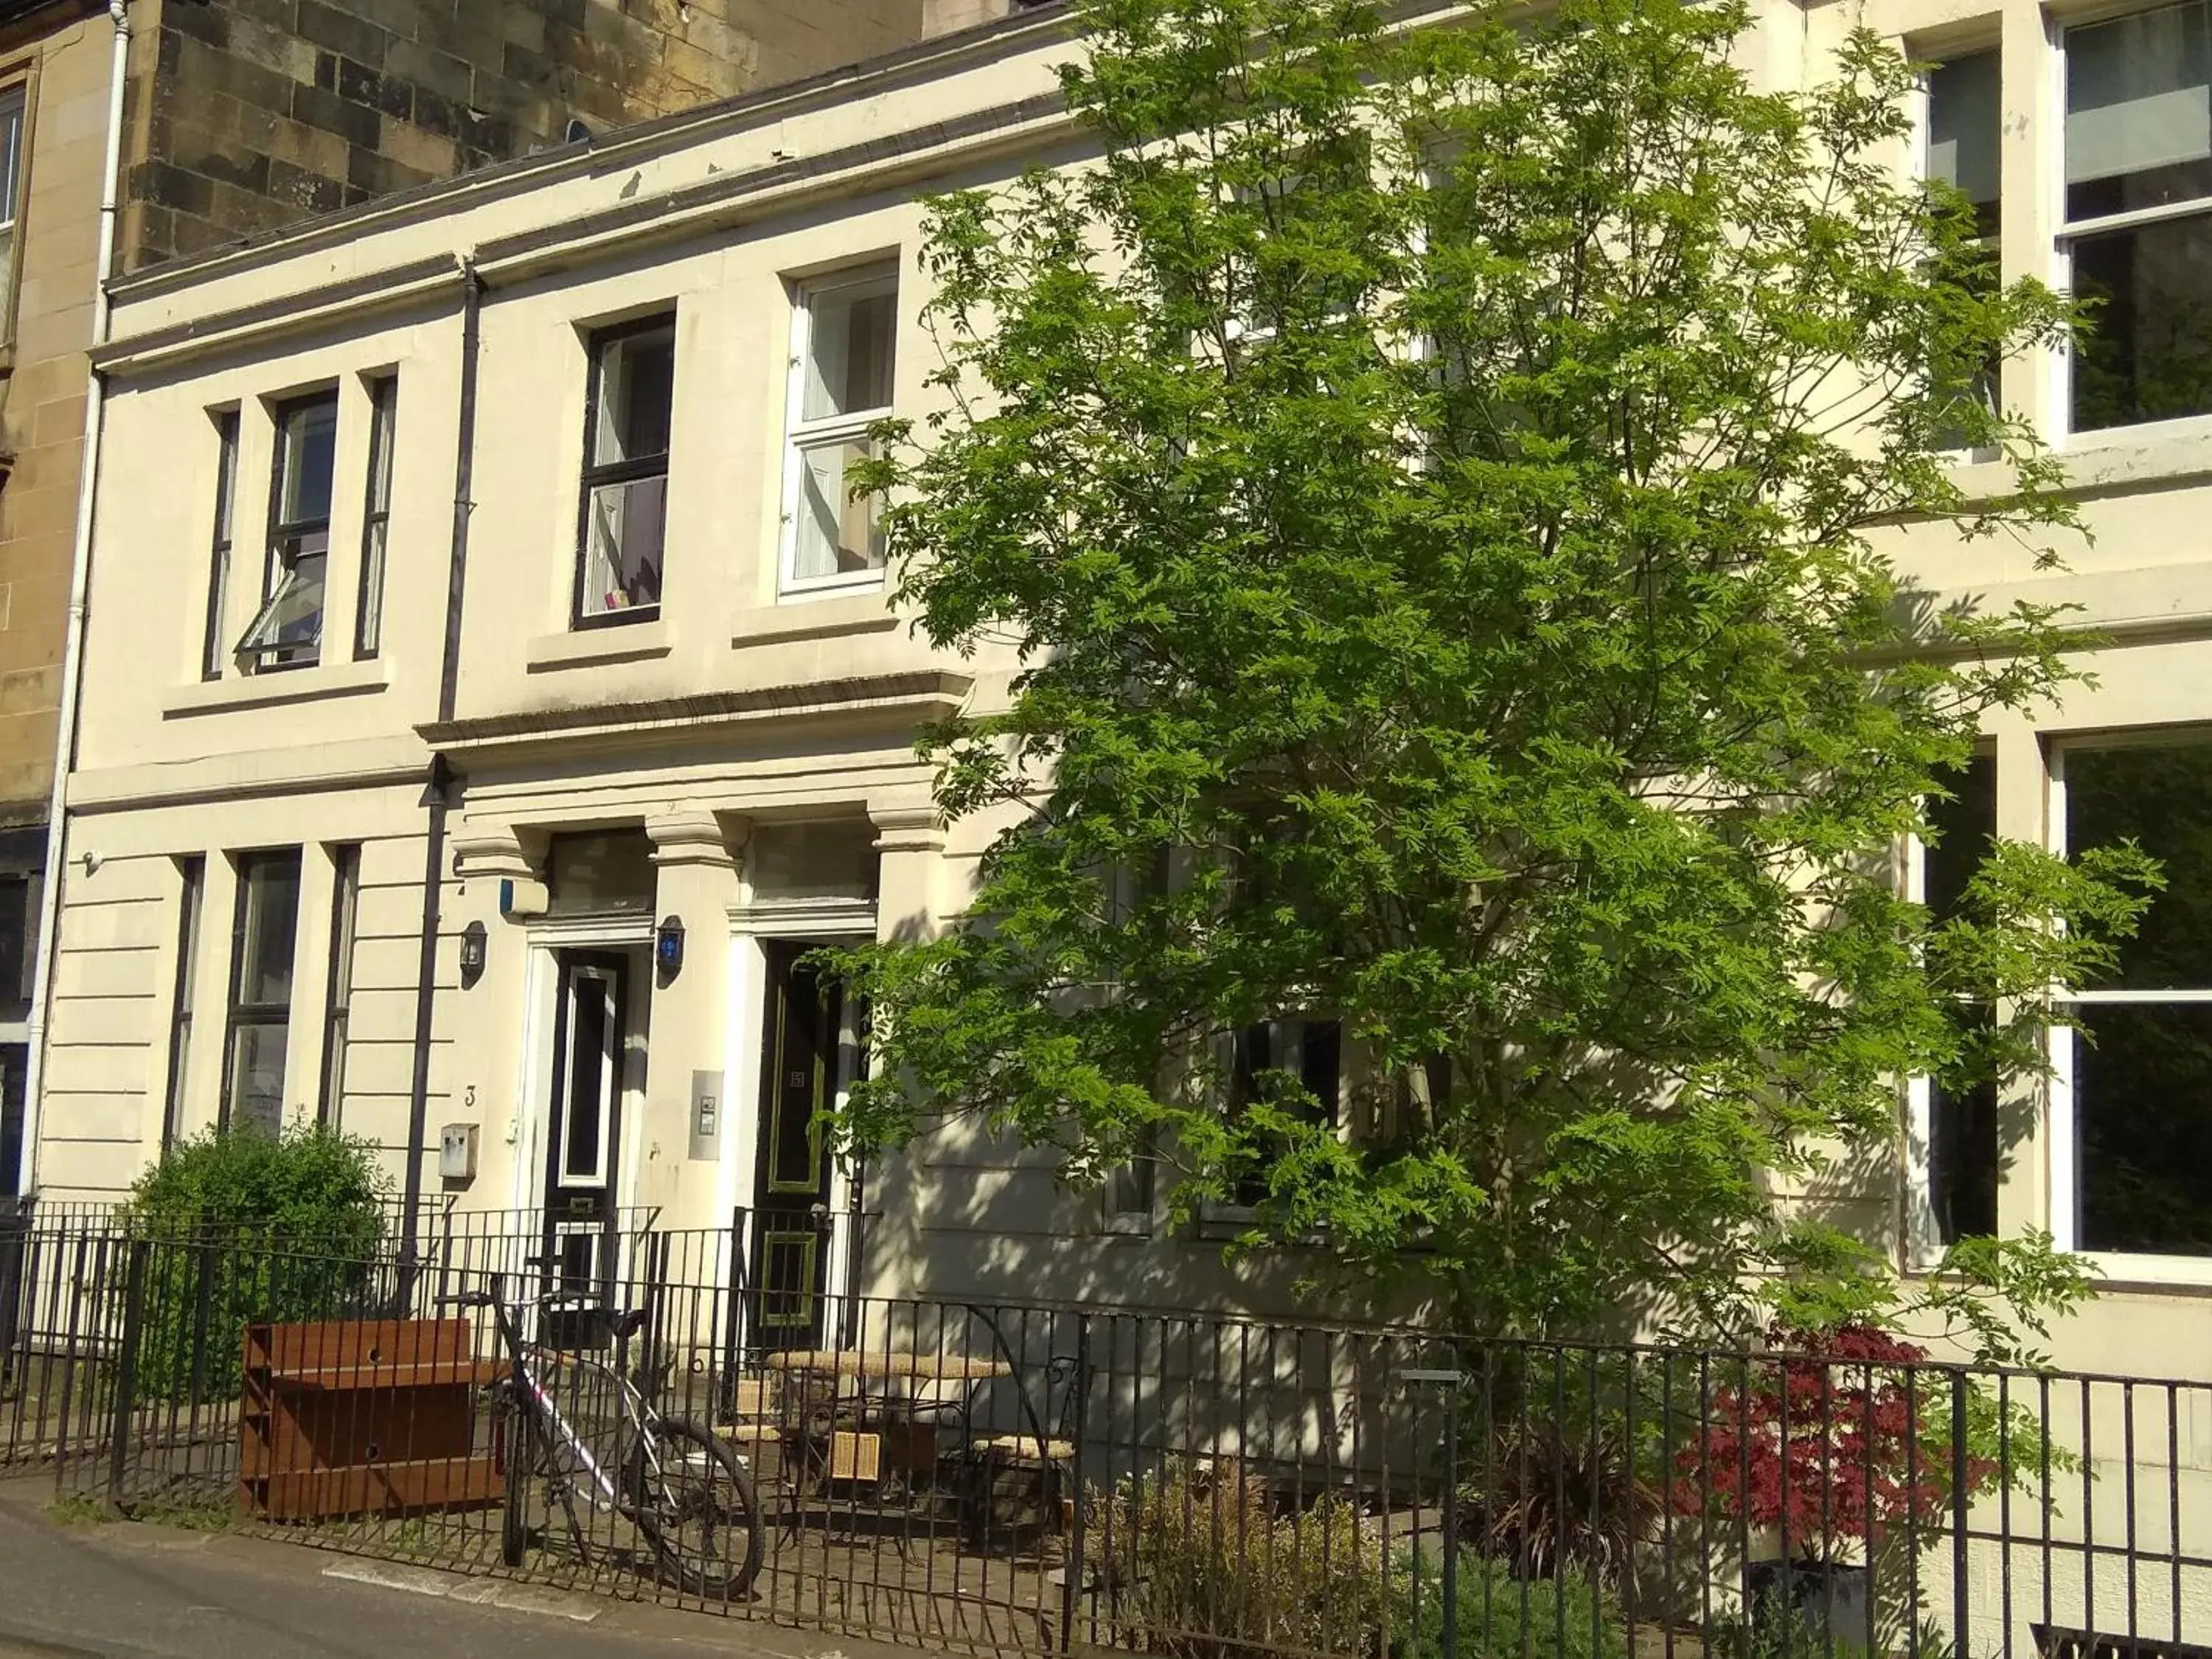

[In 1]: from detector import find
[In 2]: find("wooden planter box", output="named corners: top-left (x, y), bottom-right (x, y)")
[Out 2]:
top-left (240, 1318), bottom-right (505, 1521)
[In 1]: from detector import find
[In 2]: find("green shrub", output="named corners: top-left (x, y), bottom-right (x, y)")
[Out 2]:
top-left (119, 1124), bottom-right (392, 1403)
top-left (1390, 1553), bottom-right (1630, 1659)
top-left (1102, 1459), bottom-right (1385, 1658)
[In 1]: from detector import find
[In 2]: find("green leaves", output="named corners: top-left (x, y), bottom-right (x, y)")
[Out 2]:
top-left (830, 0), bottom-right (2146, 1349)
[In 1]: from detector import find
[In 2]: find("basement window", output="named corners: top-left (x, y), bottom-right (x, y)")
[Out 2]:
top-left (237, 392), bottom-right (337, 672)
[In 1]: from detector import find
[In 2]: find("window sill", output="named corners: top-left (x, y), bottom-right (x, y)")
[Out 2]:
top-left (1950, 414), bottom-right (2212, 504)
top-left (778, 570), bottom-right (889, 604)
top-left (2073, 1251), bottom-right (2212, 1292)
top-left (162, 655), bottom-right (389, 718)
top-left (733, 591), bottom-right (899, 648)
top-left (526, 621), bottom-right (673, 672)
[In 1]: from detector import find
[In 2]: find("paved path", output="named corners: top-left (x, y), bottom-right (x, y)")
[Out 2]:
top-left (0, 1475), bottom-right (914, 1659)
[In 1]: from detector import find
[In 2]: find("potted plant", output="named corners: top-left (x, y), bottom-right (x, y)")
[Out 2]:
top-left (1666, 1324), bottom-right (1993, 1649)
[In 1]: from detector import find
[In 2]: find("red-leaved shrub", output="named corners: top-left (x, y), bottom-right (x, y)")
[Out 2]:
top-left (1667, 1325), bottom-right (1994, 1559)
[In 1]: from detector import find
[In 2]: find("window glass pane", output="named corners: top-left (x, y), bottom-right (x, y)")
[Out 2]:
top-left (213, 414), bottom-right (240, 546)
top-left (278, 397), bottom-right (338, 528)
top-left (0, 91), bottom-right (25, 225)
top-left (2071, 215), bottom-right (2212, 431)
top-left (1923, 754), bottom-right (1996, 920)
top-left (582, 475), bottom-right (666, 613)
top-left (1107, 1139), bottom-right (1157, 1217)
top-left (2076, 1003), bottom-right (2212, 1253)
top-left (564, 978), bottom-right (608, 1180)
top-left (793, 437), bottom-right (883, 581)
top-left (164, 858), bottom-right (203, 1150)
top-left (0, 877), bottom-right (27, 1003)
top-left (546, 830), bottom-right (656, 915)
top-left (802, 284), bottom-right (896, 422)
top-left (320, 846), bottom-right (359, 1127)
top-left (366, 380), bottom-right (397, 507)
top-left (2065, 740), bottom-right (2212, 987)
top-left (234, 854), bottom-right (300, 1010)
top-left (225, 1023), bottom-right (288, 1138)
top-left (591, 327), bottom-right (674, 466)
top-left (356, 520), bottom-right (386, 656)
top-left (205, 413), bottom-right (239, 681)
top-left (238, 551), bottom-right (327, 662)
top-left (1929, 50), bottom-right (2002, 232)
top-left (0, 1045), bottom-right (22, 1196)
top-left (2067, 0), bottom-right (2212, 220)
top-left (1921, 755), bottom-right (1999, 1242)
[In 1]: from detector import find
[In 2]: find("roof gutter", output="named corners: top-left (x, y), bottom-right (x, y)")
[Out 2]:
top-left (20, 0), bottom-right (131, 1199)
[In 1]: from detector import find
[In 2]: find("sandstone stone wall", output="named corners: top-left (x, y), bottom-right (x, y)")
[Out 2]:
top-left (123, 0), bottom-right (926, 269)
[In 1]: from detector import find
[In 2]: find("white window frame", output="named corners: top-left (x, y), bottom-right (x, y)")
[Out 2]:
top-left (2046, 737), bottom-right (2212, 1284)
top-left (2053, 1), bottom-right (2212, 445)
top-left (778, 266), bottom-right (898, 599)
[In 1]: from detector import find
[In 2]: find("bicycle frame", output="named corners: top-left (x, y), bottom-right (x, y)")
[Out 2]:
top-left (488, 1285), bottom-right (669, 1518)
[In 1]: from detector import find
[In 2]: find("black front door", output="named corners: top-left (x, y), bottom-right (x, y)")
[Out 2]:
top-left (541, 950), bottom-right (625, 1348)
top-left (751, 941), bottom-right (840, 1349)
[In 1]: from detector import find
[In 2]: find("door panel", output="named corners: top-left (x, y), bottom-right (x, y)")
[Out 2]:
top-left (542, 950), bottom-right (626, 1349)
top-left (751, 941), bottom-right (839, 1348)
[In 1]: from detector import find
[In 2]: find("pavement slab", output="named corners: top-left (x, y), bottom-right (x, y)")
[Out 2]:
top-left (0, 1475), bottom-right (925, 1659)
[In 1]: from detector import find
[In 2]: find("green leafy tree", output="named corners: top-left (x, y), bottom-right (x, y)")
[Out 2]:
top-left (832, 0), bottom-right (2156, 1347)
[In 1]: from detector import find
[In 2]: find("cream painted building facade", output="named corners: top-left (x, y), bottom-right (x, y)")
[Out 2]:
top-left (24, 0), bottom-right (2212, 1377)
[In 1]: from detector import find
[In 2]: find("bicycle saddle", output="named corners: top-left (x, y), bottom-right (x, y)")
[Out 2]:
top-left (613, 1308), bottom-right (648, 1340)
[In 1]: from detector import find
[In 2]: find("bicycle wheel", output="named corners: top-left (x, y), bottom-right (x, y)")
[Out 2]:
top-left (627, 1415), bottom-right (762, 1599)
top-left (502, 1387), bottom-right (591, 1571)
top-left (501, 1395), bottom-right (534, 1568)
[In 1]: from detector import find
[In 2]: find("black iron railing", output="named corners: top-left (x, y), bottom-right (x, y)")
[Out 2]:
top-left (3, 1208), bottom-right (2207, 1659)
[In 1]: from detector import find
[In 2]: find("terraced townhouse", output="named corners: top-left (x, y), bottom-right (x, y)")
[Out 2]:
top-left (15, 0), bottom-right (2212, 1388)
top-left (0, 0), bottom-right (936, 1204)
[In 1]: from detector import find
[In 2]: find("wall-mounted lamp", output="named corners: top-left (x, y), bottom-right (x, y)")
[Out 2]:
top-left (459, 919), bottom-right (487, 988)
top-left (655, 914), bottom-right (685, 981)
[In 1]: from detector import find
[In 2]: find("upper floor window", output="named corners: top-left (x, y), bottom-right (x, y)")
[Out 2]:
top-left (355, 376), bottom-right (396, 660)
top-left (237, 392), bottom-right (336, 672)
top-left (1926, 49), bottom-right (2002, 450)
top-left (575, 317), bottom-right (673, 627)
top-left (2065, 1), bottom-right (2212, 432)
top-left (201, 410), bottom-right (240, 682)
top-left (0, 85), bottom-right (27, 341)
top-left (1927, 49), bottom-right (2000, 238)
top-left (782, 268), bottom-right (897, 595)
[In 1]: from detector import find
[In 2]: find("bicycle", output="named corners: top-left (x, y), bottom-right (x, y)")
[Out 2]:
top-left (448, 1277), bottom-right (763, 1599)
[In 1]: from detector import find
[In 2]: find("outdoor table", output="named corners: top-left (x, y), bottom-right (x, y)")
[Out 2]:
top-left (762, 1347), bottom-right (1014, 1495)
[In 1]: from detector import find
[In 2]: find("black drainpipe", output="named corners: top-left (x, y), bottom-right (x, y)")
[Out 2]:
top-left (400, 259), bottom-right (484, 1298)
